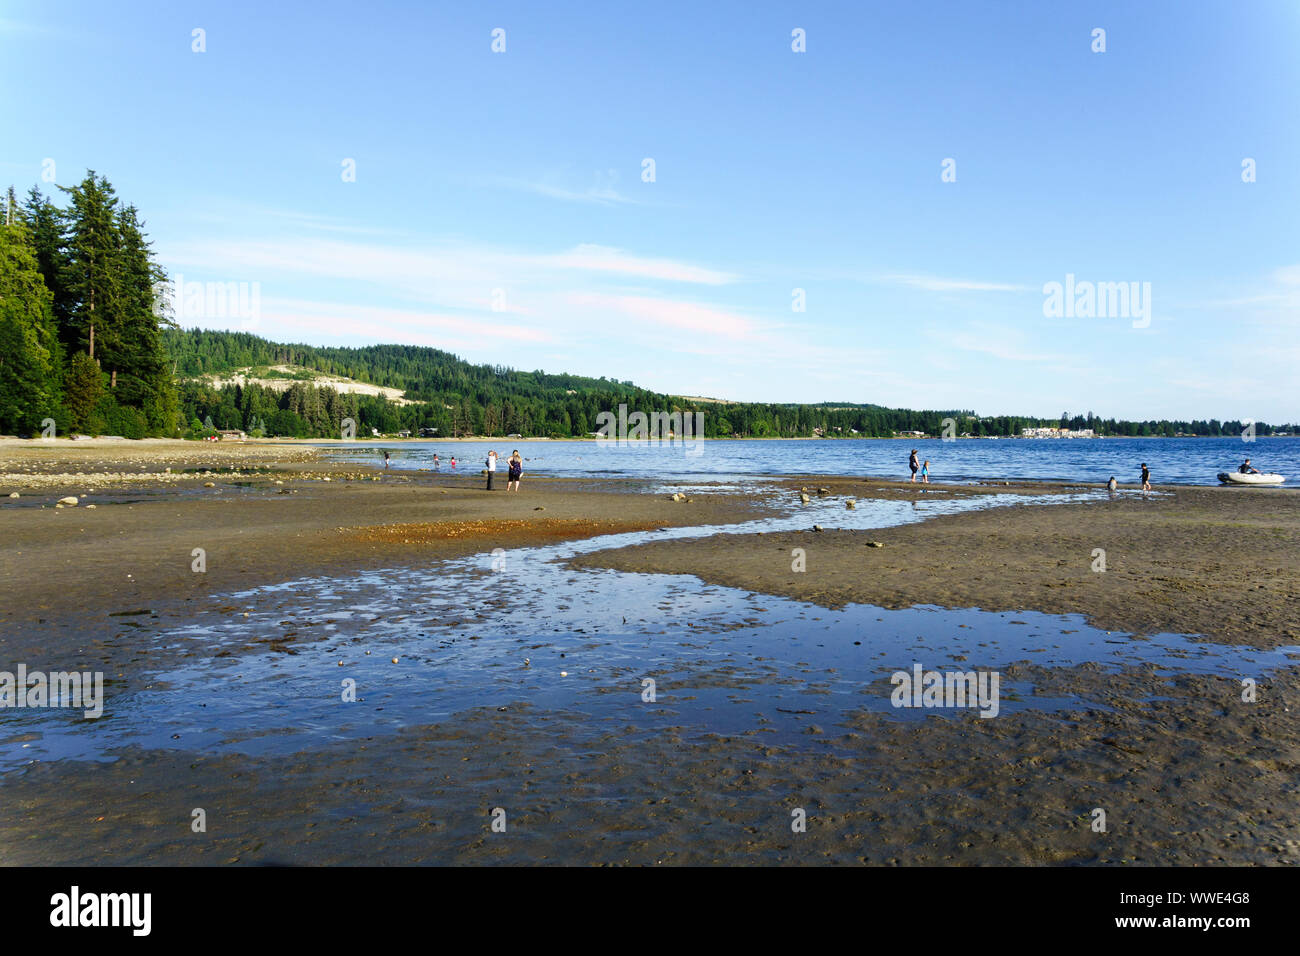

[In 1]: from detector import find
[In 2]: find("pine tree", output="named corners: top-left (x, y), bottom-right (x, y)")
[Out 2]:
top-left (21, 187), bottom-right (72, 328)
top-left (63, 351), bottom-right (105, 432)
top-left (114, 204), bottom-right (178, 433)
top-left (60, 172), bottom-right (123, 364)
top-left (0, 212), bottom-right (60, 434)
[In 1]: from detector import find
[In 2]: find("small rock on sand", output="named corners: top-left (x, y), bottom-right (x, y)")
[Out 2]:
top-left (58, 496), bottom-right (78, 506)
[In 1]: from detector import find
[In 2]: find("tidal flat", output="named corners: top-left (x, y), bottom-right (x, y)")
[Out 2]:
top-left (1, 440), bottom-right (1298, 865)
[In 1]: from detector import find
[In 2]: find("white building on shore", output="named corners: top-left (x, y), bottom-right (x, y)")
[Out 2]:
top-left (1021, 427), bottom-right (1096, 439)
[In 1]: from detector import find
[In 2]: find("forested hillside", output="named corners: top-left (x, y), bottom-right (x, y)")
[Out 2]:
top-left (168, 330), bottom-right (1290, 441)
top-left (2, 173), bottom-right (1290, 442)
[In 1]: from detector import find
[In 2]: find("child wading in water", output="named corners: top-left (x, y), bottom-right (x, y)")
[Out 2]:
top-left (507, 450), bottom-right (523, 491)
top-left (920, 459), bottom-right (930, 483)
top-left (1140, 462), bottom-right (1151, 492)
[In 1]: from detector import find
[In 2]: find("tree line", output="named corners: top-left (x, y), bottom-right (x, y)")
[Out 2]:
top-left (3, 173), bottom-right (1293, 441)
top-left (0, 173), bottom-right (176, 437)
top-left (171, 330), bottom-right (1295, 440)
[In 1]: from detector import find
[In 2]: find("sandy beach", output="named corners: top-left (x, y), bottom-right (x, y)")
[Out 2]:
top-left (2, 440), bottom-right (1299, 866)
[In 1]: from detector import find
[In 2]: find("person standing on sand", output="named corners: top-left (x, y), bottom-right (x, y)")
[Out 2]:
top-left (1140, 462), bottom-right (1151, 492)
top-left (486, 450), bottom-right (497, 490)
top-left (909, 449), bottom-right (919, 482)
top-left (507, 450), bottom-right (523, 492)
top-left (920, 459), bottom-right (930, 483)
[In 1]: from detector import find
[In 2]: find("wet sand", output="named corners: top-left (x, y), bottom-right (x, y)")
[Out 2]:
top-left (2, 442), bottom-right (1299, 866)
top-left (2, 663), bottom-right (1297, 866)
top-left (0, 440), bottom-right (771, 665)
top-left (574, 477), bottom-right (1300, 647)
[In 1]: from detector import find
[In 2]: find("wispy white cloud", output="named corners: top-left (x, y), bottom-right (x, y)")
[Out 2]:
top-left (926, 323), bottom-right (1064, 363)
top-left (160, 236), bottom-right (736, 292)
top-left (493, 170), bottom-right (641, 207)
top-left (1196, 265), bottom-right (1300, 319)
top-left (544, 245), bottom-right (737, 285)
top-left (186, 200), bottom-right (393, 236)
top-left (879, 274), bottom-right (1030, 293)
top-left (567, 292), bottom-right (755, 338)
top-left (237, 298), bottom-right (551, 352)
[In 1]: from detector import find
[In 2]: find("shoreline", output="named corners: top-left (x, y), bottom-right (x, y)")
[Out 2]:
top-left (3, 441), bottom-right (1300, 866)
top-left (3, 438), bottom-right (1296, 648)
top-left (5, 435), bottom-right (1292, 490)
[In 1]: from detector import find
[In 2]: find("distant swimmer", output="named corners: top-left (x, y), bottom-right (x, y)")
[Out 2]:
top-left (1239, 458), bottom-right (1260, 474)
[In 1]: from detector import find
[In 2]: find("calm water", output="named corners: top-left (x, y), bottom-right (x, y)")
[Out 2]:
top-left (6, 485), bottom-right (1296, 770)
top-left (317, 436), bottom-right (1298, 486)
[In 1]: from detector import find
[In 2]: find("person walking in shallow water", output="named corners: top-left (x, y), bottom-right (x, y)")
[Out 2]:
top-left (1140, 462), bottom-right (1151, 492)
top-left (485, 450), bottom-right (497, 490)
top-left (920, 459), bottom-right (930, 484)
top-left (507, 450), bottom-right (523, 491)
top-left (383, 450), bottom-right (390, 469)
top-left (909, 449), bottom-right (919, 482)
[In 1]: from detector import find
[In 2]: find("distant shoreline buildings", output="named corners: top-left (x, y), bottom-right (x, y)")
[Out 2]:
top-left (1021, 427), bottom-right (1096, 439)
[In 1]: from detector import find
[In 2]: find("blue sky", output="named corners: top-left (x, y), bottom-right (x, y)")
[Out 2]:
top-left (2, 0), bottom-right (1297, 421)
